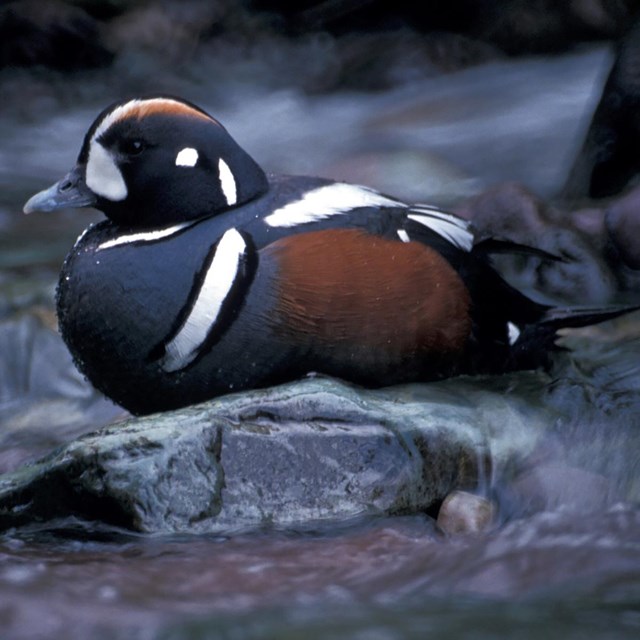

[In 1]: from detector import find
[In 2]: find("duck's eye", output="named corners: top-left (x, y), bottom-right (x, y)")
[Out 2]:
top-left (121, 139), bottom-right (145, 156)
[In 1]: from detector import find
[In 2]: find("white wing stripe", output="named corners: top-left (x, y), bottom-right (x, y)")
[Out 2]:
top-left (264, 183), bottom-right (403, 227)
top-left (407, 212), bottom-right (474, 251)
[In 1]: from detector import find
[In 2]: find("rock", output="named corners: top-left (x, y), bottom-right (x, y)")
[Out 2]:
top-left (437, 490), bottom-right (496, 535)
top-left (605, 184), bottom-right (640, 269)
top-left (456, 182), bottom-right (618, 304)
top-left (0, 373), bottom-right (553, 535)
top-left (563, 16), bottom-right (640, 199)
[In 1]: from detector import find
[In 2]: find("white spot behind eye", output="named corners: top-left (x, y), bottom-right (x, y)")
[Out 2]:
top-left (218, 158), bottom-right (237, 206)
top-left (508, 322), bottom-right (521, 345)
top-left (176, 147), bottom-right (199, 167)
top-left (86, 142), bottom-right (127, 201)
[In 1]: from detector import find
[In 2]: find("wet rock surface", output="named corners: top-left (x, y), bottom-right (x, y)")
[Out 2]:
top-left (2, 309), bottom-right (639, 536)
top-left (0, 373), bottom-right (549, 534)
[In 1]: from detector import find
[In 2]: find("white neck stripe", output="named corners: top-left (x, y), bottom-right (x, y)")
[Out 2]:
top-left (97, 221), bottom-right (193, 251)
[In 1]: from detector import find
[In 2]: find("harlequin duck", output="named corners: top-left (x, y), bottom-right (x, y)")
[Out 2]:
top-left (23, 96), bottom-right (633, 415)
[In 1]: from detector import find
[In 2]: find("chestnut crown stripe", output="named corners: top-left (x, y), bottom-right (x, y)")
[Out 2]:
top-left (91, 98), bottom-right (218, 146)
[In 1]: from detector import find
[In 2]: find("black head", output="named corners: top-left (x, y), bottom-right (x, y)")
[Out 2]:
top-left (24, 96), bottom-right (269, 227)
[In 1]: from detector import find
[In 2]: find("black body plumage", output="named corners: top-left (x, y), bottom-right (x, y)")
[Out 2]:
top-left (24, 96), bottom-right (634, 415)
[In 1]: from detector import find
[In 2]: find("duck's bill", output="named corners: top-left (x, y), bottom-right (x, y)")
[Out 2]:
top-left (23, 167), bottom-right (97, 214)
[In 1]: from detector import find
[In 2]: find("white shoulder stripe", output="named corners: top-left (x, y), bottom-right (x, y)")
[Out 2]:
top-left (97, 221), bottom-right (193, 251)
top-left (218, 158), bottom-right (237, 206)
top-left (161, 228), bottom-right (246, 372)
top-left (264, 183), bottom-right (403, 228)
top-left (407, 208), bottom-right (474, 252)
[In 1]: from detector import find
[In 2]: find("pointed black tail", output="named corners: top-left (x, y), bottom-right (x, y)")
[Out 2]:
top-left (538, 304), bottom-right (640, 329)
top-left (510, 304), bottom-right (640, 371)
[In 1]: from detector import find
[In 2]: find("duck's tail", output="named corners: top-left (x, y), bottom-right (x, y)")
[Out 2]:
top-left (508, 303), bottom-right (639, 371)
top-left (471, 236), bottom-right (639, 371)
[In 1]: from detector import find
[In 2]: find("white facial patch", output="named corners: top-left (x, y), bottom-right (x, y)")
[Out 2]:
top-left (264, 183), bottom-right (403, 228)
top-left (97, 221), bottom-right (193, 251)
top-left (407, 207), bottom-right (474, 252)
top-left (85, 142), bottom-right (127, 201)
top-left (176, 147), bottom-right (199, 167)
top-left (161, 228), bottom-right (246, 372)
top-left (218, 158), bottom-right (237, 206)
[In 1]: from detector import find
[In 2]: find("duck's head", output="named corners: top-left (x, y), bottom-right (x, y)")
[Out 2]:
top-left (23, 96), bottom-right (269, 227)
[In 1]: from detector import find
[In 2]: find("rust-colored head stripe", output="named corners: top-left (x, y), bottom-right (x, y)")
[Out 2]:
top-left (90, 98), bottom-right (218, 145)
top-left (115, 98), bottom-right (217, 124)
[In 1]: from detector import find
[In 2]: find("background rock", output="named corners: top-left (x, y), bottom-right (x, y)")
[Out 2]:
top-left (0, 0), bottom-right (114, 70)
top-left (456, 183), bottom-right (620, 304)
top-left (564, 14), bottom-right (640, 199)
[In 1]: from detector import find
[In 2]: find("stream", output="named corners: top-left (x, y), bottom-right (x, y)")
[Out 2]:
top-left (1, 42), bottom-right (640, 639)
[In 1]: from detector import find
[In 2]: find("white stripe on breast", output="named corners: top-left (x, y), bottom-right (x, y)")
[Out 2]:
top-left (264, 183), bottom-right (403, 228)
top-left (161, 227), bottom-right (246, 372)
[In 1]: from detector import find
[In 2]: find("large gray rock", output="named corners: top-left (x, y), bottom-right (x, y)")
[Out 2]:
top-left (2, 310), bottom-right (639, 536)
top-left (0, 373), bottom-right (551, 534)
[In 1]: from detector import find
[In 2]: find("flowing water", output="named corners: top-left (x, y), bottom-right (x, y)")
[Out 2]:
top-left (1, 44), bottom-right (640, 638)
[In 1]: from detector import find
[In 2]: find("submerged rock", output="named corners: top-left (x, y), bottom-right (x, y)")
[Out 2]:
top-left (0, 374), bottom-right (552, 535)
top-left (437, 490), bottom-right (496, 536)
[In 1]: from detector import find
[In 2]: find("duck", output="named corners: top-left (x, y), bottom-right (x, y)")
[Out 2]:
top-left (23, 96), bottom-right (632, 415)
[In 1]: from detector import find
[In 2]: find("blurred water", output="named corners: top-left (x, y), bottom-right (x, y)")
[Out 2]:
top-left (1, 45), bottom-right (612, 211)
top-left (1, 508), bottom-right (639, 639)
top-left (2, 43), bottom-right (640, 640)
